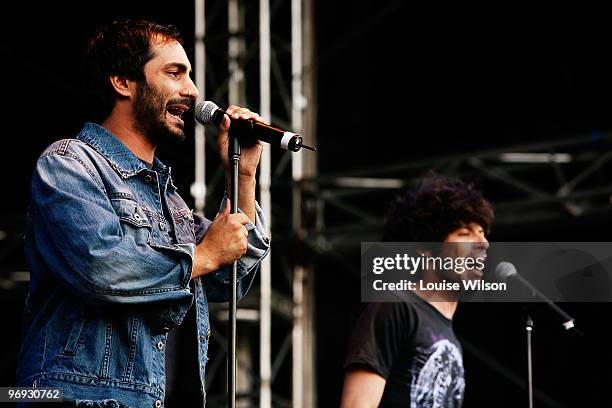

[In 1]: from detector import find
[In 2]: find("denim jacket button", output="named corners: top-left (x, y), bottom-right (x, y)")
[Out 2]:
top-left (157, 341), bottom-right (165, 351)
top-left (159, 222), bottom-right (166, 231)
top-left (154, 400), bottom-right (162, 408)
top-left (144, 174), bottom-right (154, 184)
top-left (206, 327), bottom-right (211, 338)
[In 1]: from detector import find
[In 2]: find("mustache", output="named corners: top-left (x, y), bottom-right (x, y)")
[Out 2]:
top-left (166, 98), bottom-right (193, 109)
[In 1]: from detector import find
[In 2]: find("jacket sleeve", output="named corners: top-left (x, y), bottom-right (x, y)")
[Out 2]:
top-left (193, 195), bottom-right (270, 302)
top-left (29, 152), bottom-right (194, 317)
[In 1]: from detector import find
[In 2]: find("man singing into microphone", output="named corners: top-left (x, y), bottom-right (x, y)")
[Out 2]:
top-left (341, 172), bottom-right (493, 407)
top-left (16, 20), bottom-right (269, 407)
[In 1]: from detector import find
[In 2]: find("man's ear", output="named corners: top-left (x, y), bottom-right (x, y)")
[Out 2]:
top-left (109, 75), bottom-right (134, 98)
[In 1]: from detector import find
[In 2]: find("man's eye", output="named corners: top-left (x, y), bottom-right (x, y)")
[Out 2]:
top-left (168, 71), bottom-right (180, 77)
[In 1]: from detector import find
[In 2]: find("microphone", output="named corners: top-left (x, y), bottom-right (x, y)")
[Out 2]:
top-left (195, 101), bottom-right (316, 152)
top-left (495, 262), bottom-right (580, 333)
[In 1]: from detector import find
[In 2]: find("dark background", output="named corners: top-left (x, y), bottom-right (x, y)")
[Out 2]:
top-left (1, 1), bottom-right (612, 407)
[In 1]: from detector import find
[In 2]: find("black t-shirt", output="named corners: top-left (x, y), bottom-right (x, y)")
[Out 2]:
top-left (344, 292), bottom-right (465, 407)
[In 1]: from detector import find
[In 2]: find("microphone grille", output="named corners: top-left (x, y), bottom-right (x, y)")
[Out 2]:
top-left (495, 261), bottom-right (518, 281)
top-left (195, 100), bottom-right (219, 125)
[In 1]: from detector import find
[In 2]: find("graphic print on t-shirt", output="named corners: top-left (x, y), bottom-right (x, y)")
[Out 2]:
top-left (410, 339), bottom-right (465, 408)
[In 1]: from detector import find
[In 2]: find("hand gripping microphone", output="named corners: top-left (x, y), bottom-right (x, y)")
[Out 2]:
top-left (195, 100), bottom-right (316, 152)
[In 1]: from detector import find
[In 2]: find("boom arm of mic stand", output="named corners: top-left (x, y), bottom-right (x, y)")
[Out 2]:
top-left (515, 274), bottom-right (582, 335)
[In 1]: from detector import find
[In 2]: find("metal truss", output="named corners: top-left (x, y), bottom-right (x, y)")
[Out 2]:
top-left (193, 0), bottom-right (612, 405)
top-left (297, 131), bottom-right (612, 268)
top-left (193, 0), bottom-right (315, 406)
top-left (284, 132), bottom-right (612, 408)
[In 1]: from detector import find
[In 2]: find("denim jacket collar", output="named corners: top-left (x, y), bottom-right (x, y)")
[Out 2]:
top-left (76, 122), bottom-right (170, 180)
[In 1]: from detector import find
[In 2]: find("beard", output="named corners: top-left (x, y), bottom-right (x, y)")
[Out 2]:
top-left (132, 80), bottom-right (186, 145)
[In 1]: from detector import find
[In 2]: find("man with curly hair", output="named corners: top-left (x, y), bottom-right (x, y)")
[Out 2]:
top-left (341, 172), bottom-right (493, 408)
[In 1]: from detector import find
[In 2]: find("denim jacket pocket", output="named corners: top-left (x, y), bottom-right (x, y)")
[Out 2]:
top-left (61, 316), bottom-right (86, 356)
top-left (172, 208), bottom-right (196, 244)
top-left (110, 197), bottom-right (151, 243)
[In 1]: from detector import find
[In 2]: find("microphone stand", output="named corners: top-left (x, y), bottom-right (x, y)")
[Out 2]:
top-left (228, 134), bottom-right (240, 408)
top-left (522, 299), bottom-right (580, 408)
top-left (525, 312), bottom-right (534, 408)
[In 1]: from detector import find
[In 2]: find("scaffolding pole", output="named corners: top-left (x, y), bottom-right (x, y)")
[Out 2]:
top-left (292, 0), bottom-right (317, 407)
top-left (259, 0), bottom-right (272, 407)
top-left (193, 0), bottom-right (206, 213)
top-left (228, 0), bottom-right (246, 105)
top-left (192, 0), bottom-right (314, 405)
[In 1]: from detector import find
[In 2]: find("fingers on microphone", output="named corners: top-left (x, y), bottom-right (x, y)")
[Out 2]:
top-left (227, 105), bottom-right (240, 120)
top-left (221, 114), bottom-right (231, 129)
top-left (238, 108), bottom-right (252, 120)
top-left (227, 105), bottom-right (258, 120)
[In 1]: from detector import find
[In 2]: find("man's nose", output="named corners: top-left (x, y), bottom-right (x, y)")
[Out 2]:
top-left (182, 78), bottom-right (199, 99)
top-left (476, 235), bottom-right (489, 250)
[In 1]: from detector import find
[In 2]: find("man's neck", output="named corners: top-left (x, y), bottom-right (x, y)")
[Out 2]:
top-left (427, 297), bottom-right (458, 320)
top-left (102, 109), bottom-right (155, 164)
top-left (412, 272), bottom-right (460, 320)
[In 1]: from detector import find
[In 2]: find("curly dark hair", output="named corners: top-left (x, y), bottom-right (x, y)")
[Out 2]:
top-left (83, 19), bottom-right (183, 119)
top-left (382, 171), bottom-right (494, 242)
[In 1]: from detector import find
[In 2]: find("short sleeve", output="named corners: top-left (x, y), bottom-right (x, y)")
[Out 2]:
top-left (343, 302), bottom-right (417, 379)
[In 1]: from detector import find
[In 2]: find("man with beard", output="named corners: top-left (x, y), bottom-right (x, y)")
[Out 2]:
top-left (341, 173), bottom-right (493, 408)
top-left (16, 20), bottom-right (269, 407)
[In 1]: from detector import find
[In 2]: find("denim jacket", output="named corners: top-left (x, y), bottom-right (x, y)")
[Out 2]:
top-left (16, 122), bottom-right (270, 407)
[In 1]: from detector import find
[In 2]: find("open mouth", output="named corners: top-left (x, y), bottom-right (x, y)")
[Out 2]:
top-left (166, 104), bottom-right (189, 123)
